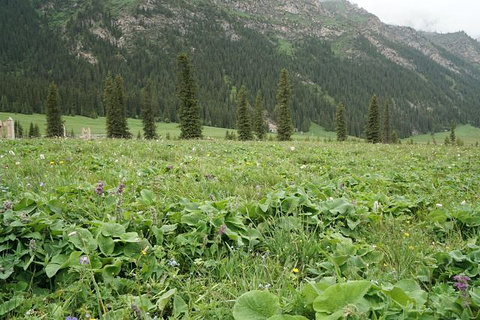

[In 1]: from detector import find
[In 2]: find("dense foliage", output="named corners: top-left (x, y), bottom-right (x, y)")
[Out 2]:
top-left (276, 69), bottom-right (294, 141)
top-left (1, 139), bottom-right (479, 319)
top-left (1, 0), bottom-right (479, 138)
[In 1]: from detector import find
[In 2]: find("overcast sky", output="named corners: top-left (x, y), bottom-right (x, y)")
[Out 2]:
top-left (349, 0), bottom-right (480, 39)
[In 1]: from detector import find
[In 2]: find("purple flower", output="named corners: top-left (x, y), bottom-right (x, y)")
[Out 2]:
top-left (3, 200), bottom-right (13, 210)
top-left (95, 181), bottom-right (104, 196)
top-left (218, 224), bottom-right (227, 236)
top-left (66, 317), bottom-right (78, 320)
top-left (79, 256), bottom-right (90, 265)
top-left (453, 274), bottom-right (471, 307)
top-left (117, 183), bottom-right (125, 195)
top-left (168, 258), bottom-right (180, 267)
top-left (166, 165), bottom-right (174, 171)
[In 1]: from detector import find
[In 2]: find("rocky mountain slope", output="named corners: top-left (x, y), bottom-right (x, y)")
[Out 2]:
top-left (1, 0), bottom-right (480, 136)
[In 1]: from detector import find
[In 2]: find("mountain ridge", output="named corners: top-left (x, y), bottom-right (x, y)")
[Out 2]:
top-left (0, 0), bottom-right (479, 137)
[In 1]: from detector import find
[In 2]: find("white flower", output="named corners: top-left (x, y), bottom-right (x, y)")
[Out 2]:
top-left (373, 201), bottom-right (381, 211)
top-left (436, 203), bottom-right (443, 208)
top-left (15, 161), bottom-right (20, 165)
top-left (300, 165), bottom-right (307, 169)
top-left (68, 231), bottom-right (77, 237)
top-left (290, 146), bottom-right (295, 151)
top-left (461, 200), bottom-right (466, 205)
top-left (9, 150), bottom-right (15, 156)
top-left (39, 154), bottom-right (45, 160)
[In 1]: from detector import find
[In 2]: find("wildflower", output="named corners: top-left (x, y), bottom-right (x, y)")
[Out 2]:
top-left (461, 200), bottom-right (466, 205)
top-left (95, 181), bottom-right (104, 196)
top-left (436, 203), bottom-right (443, 208)
top-left (9, 150), bottom-right (15, 156)
top-left (59, 160), bottom-right (64, 165)
top-left (39, 182), bottom-right (45, 187)
top-left (39, 154), bottom-right (45, 160)
top-left (3, 200), bottom-right (13, 210)
top-left (290, 146), bottom-right (295, 151)
top-left (166, 165), bottom-right (174, 171)
top-left (404, 232), bottom-right (410, 238)
top-left (79, 256), bottom-right (90, 265)
top-left (131, 304), bottom-right (142, 320)
top-left (117, 183), bottom-right (125, 195)
top-left (68, 231), bottom-right (77, 237)
top-left (29, 239), bottom-right (36, 252)
top-left (292, 267), bottom-right (299, 274)
top-left (50, 161), bottom-right (55, 165)
top-left (218, 224), bottom-right (227, 236)
top-left (373, 201), bottom-right (381, 211)
top-left (300, 165), bottom-right (307, 169)
top-left (141, 247), bottom-right (148, 255)
top-left (408, 246), bottom-right (415, 250)
top-left (454, 274), bottom-right (470, 306)
top-left (15, 161), bottom-right (20, 166)
top-left (168, 258), bottom-right (180, 267)
top-left (66, 317), bottom-right (78, 320)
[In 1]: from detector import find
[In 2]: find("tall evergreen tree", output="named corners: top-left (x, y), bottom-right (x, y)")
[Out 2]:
top-left (236, 86), bottom-right (253, 141)
top-left (253, 90), bottom-right (266, 140)
top-left (365, 95), bottom-right (380, 143)
top-left (177, 53), bottom-right (202, 139)
top-left (276, 68), bottom-right (293, 141)
top-left (45, 83), bottom-right (63, 138)
top-left (450, 121), bottom-right (456, 144)
top-left (28, 122), bottom-right (35, 138)
top-left (113, 75), bottom-right (131, 139)
top-left (336, 102), bottom-right (347, 141)
top-left (141, 79), bottom-right (157, 140)
top-left (14, 120), bottom-right (23, 138)
top-left (383, 100), bottom-right (391, 144)
top-left (34, 124), bottom-right (41, 138)
top-left (103, 73), bottom-right (115, 138)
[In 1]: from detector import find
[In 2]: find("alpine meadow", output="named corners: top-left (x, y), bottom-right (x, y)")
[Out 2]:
top-left (1, 0), bottom-right (480, 320)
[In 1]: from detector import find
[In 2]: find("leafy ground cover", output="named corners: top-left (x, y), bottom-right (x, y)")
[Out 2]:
top-left (0, 139), bottom-right (479, 319)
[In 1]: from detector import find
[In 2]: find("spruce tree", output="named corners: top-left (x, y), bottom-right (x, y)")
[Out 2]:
top-left (45, 83), bottom-right (63, 138)
top-left (383, 100), bottom-right (391, 144)
top-left (450, 121), bottom-right (456, 144)
top-left (236, 86), bottom-right (253, 141)
top-left (365, 95), bottom-right (380, 143)
top-left (444, 135), bottom-right (450, 145)
top-left (113, 75), bottom-right (131, 139)
top-left (34, 124), bottom-right (41, 138)
top-left (14, 121), bottom-right (23, 138)
top-left (276, 68), bottom-right (293, 141)
top-left (103, 73), bottom-right (115, 138)
top-left (336, 102), bottom-right (347, 141)
top-left (177, 53), bottom-right (202, 139)
top-left (28, 122), bottom-right (35, 138)
top-left (253, 90), bottom-right (266, 140)
top-left (141, 79), bottom-right (157, 139)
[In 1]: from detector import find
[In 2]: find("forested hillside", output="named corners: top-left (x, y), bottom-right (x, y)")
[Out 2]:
top-left (1, 0), bottom-right (480, 137)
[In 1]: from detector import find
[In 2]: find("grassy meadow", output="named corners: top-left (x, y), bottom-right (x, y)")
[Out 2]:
top-left (1, 137), bottom-right (479, 319)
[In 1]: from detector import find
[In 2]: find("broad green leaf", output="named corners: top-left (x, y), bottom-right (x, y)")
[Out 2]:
top-left (140, 189), bottom-right (155, 205)
top-left (119, 232), bottom-right (141, 243)
top-left (68, 228), bottom-right (97, 253)
top-left (313, 281), bottom-right (371, 314)
top-left (157, 289), bottom-right (177, 311)
top-left (0, 295), bottom-right (24, 316)
top-left (173, 295), bottom-right (189, 318)
top-left (268, 316), bottom-right (308, 320)
top-left (101, 223), bottom-right (126, 237)
top-left (395, 279), bottom-right (427, 306)
top-left (233, 290), bottom-right (280, 320)
top-left (46, 254), bottom-right (69, 278)
top-left (98, 234), bottom-right (115, 256)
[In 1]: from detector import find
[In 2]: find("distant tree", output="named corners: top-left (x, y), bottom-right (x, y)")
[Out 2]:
top-left (444, 135), bottom-right (450, 145)
top-left (335, 102), bottom-right (347, 141)
top-left (33, 124), bottom-right (41, 138)
top-left (103, 73), bottom-right (115, 138)
top-left (450, 121), bottom-right (456, 144)
top-left (236, 86), bottom-right (253, 141)
top-left (365, 95), bottom-right (380, 143)
top-left (276, 68), bottom-right (293, 141)
top-left (28, 122), bottom-right (35, 138)
top-left (45, 83), bottom-right (63, 138)
top-left (391, 131), bottom-right (399, 144)
top-left (14, 120), bottom-right (23, 138)
top-left (383, 100), bottom-right (391, 143)
top-left (70, 128), bottom-right (75, 138)
top-left (177, 53), bottom-right (202, 139)
top-left (141, 79), bottom-right (157, 140)
top-left (137, 131), bottom-right (142, 140)
top-left (113, 75), bottom-right (131, 138)
top-left (253, 90), bottom-right (266, 140)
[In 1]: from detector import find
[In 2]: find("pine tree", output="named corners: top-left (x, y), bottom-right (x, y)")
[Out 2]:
top-left (45, 83), bottom-right (63, 138)
top-left (177, 53), bottom-right (202, 139)
top-left (103, 73), bottom-right (115, 138)
top-left (141, 79), bottom-right (157, 140)
top-left (444, 135), bottom-right (450, 145)
top-left (253, 90), bottom-right (266, 140)
top-left (336, 102), bottom-right (347, 141)
top-left (276, 68), bottom-right (293, 141)
top-left (14, 120), bottom-right (23, 138)
top-left (391, 131), bottom-right (399, 144)
top-left (236, 85), bottom-right (253, 141)
top-left (365, 95), bottom-right (380, 143)
top-left (383, 100), bottom-right (391, 144)
top-left (113, 75), bottom-right (131, 138)
top-left (28, 122), bottom-right (35, 138)
top-left (450, 121), bottom-right (456, 144)
top-left (34, 124), bottom-right (41, 138)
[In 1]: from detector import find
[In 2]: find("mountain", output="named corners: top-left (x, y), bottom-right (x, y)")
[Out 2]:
top-left (1, 0), bottom-right (480, 137)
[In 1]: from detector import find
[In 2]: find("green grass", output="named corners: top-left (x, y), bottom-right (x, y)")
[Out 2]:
top-left (0, 113), bottom-right (338, 140)
top-left (406, 124), bottom-right (480, 145)
top-left (1, 139), bottom-right (479, 319)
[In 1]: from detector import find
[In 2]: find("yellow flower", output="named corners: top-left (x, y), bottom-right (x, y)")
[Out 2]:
top-left (409, 245), bottom-right (415, 250)
top-left (141, 247), bottom-right (148, 255)
top-left (404, 232), bottom-right (410, 238)
top-left (50, 161), bottom-right (55, 165)
top-left (292, 267), bottom-right (299, 274)
top-left (59, 160), bottom-right (64, 165)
